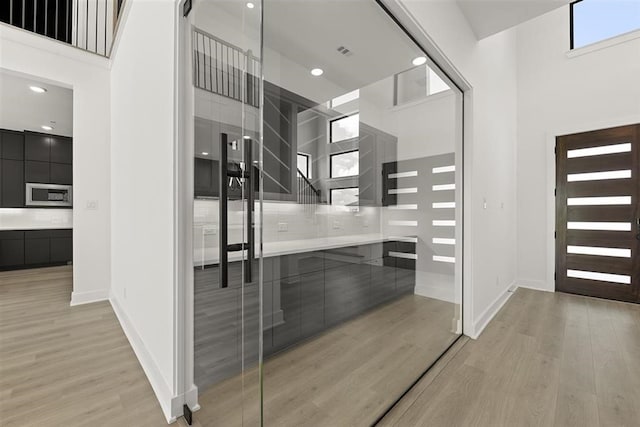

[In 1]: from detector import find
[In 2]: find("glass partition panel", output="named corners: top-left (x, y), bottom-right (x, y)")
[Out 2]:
top-left (260, 0), bottom-right (463, 424)
top-left (189, 0), bottom-right (262, 425)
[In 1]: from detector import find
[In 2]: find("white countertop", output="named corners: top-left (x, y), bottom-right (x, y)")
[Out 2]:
top-left (195, 233), bottom-right (399, 266)
top-left (0, 225), bottom-right (73, 231)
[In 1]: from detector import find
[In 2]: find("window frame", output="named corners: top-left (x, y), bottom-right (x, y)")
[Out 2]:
top-left (329, 113), bottom-right (360, 143)
top-left (570, 0), bottom-right (640, 50)
top-left (297, 152), bottom-right (311, 179)
top-left (329, 149), bottom-right (360, 179)
top-left (570, 0), bottom-right (582, 50)
top-left (329, 186), bottom-right (360, 206)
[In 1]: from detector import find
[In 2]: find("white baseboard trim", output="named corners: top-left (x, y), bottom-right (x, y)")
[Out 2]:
top-left (70, 289), bottom-right (109, 306)
top-left (517, 279), bottom-right (553, 292)
top-left (470, 282), bottom-right (516, 340)
top-left (109, 295), bottom-right (176, 423)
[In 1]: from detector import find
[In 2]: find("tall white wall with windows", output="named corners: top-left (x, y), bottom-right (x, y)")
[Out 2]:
top-left (516, 4), bottom-right (640, 291)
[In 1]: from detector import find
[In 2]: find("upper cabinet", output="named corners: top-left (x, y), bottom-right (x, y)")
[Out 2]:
top-left (25, 132), bottom-right (51, 162)
top-left (1, 130), bottom-right (25, 160)
top-left (0, 130), bottom-right (25, 207)
top-left (25, 132), bottom-right (72, 165)
top-left (0, 130), bottom-right (73, 207)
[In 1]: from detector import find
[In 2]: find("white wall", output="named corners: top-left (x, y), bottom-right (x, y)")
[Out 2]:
top-left (515, 7), bottom-right (640, 291)
top-left (108, 0), bottom-right (184, 422)
top-left (0, 23), bottom-right (111, 305)
top-left (399, 0), bottom-right (519, 338)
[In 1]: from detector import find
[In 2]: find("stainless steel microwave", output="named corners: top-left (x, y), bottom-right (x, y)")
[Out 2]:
top-left (25, 183), bottom-right (73, 207)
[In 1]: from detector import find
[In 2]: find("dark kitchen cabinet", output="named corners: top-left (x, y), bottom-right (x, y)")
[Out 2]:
top-left (1, 229), bottom-right (72, 269)
top-left (0, 231), bottom-right (25, 268)
top-left (25, 231), bottom-right (51, 265)
top-left (25, 160), bottom-right (50, 183)
top-left (1, 130), bottom-right (24, 160)
top-left (50, 163), bottom-right (73, 185)
top-left (1, 159), bottom-right (25, 207)
top-left (25, 132), bottom-right (51, 162)
top-left (50, 136), bottom-right (72, 164)
top-left (50, 230), bottom-right (73, 263)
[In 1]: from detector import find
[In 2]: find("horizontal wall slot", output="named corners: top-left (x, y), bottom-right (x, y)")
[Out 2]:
top-left (389, 171), bottom-right (418, 179)
top-left (389, 220), bottom-right (418, 227)
top-left (567, 143), bottom-right (631, 158)
top-left (433, 165), bottom-right (455, 174)
top-left (433, 255), bottom-right (455, 263)
top-left (389, 188), bottom-right (418, 194)
top-left (432, 184), bottom-right (455, 191)
top-left (389, 204), bottom-right (418, 210)
top-left (567, 196), bottom-right (632, 206)
top-left (567, 222), bottom-right (631, 231)
top-left (389, 236), bottom-right (418, 243)
top-left (432, 238), bottom-right (455, 245)
top-left (389, 251), bottom-right (417, 260)
top-left (567, 245), bottom-right (631, 258)
top-left (567, 170), bottom-right (631, 182)
top-left (432, 202), bottom-right (455, 209)
top-left (433, 220), bottom-right (456, 227)
top-left (567, 269), bottom-right (631, 284)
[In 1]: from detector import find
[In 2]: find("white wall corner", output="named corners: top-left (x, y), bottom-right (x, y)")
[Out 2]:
top-left (70, 289), bottom-right (110, 306)
top-left (469, 280), bottom-right (516, 340)
top-left (109, 294), bottom-right (178, 423)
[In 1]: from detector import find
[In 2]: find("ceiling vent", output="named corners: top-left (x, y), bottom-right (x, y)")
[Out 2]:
top-left (337, 46), bottom-right (353, 57)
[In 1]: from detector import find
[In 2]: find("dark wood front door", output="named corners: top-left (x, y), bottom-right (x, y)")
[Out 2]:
top-left (556, 124), bottom-right (640, 303)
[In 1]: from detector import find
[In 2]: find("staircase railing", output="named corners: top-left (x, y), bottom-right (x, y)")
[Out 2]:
top-left (0, 0), bottom-right (123, 57)
top-left (297, 169), bottom-right (321, 211)
top-left (192, 27), bottom-right (260, 108)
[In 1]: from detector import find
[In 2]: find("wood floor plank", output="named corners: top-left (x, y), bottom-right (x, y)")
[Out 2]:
top-left (380, 288), bottom-right (640, 427)
top-left (0, 266), bottom-right (168, 427)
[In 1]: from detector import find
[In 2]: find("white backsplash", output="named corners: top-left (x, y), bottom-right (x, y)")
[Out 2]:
top-left (193, 199), bottom-right (382, 263)
top-left (0, 208), bottom-right (73, 230)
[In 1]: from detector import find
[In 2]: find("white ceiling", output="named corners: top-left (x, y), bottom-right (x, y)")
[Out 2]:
top-left (457, 0), bottom-right (572, 39)
top-left (0, 71), bottom-right (73, 137)
top-left (262, 0), bottom-right (425, 101)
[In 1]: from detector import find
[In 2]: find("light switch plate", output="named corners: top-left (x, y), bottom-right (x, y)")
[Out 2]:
top-left (86, 200), bottom-right (98, 210)
top-left (278, 222), bottom-right (288, 232)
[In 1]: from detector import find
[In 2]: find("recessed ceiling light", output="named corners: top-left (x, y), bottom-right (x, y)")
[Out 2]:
top-left (412, 56), bottom-right (427, 66)
top-left (41, 125), bottom-right (53, 131)
top-left (246, 2), bottom-right (255, 8)
top-left (310, 68), bottom-right (324, 77)
top-left (30, 86), bottom-right (47, 93)
top-left (202, 152), bottom-right (209, 156)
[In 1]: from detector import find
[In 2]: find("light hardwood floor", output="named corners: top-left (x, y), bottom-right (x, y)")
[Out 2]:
top-left (380, 288), bottom-right (640, 427)
top-left (0, 266), bottom-right (167, 427)
top-left (191, 294), bottom-right (459, 426)
top-left (3, 268), bottom-right (640, 426)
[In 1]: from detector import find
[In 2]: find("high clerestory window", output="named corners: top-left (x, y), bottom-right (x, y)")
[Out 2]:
top-left (571, 0), bottom-right (640, 49)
